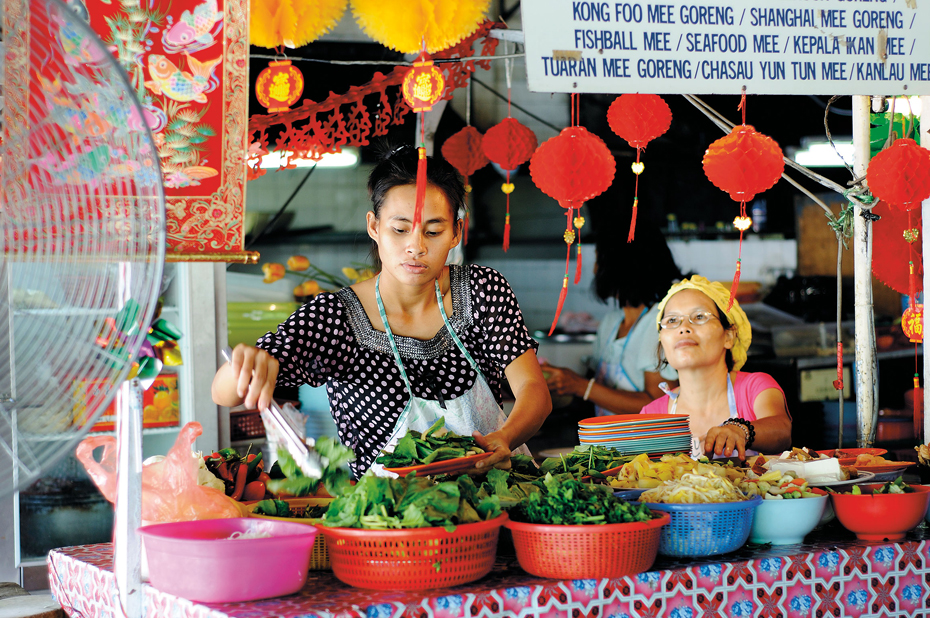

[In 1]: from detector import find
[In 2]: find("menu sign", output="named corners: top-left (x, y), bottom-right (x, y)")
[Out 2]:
top-left (522, 0), bottom-right (930, 94)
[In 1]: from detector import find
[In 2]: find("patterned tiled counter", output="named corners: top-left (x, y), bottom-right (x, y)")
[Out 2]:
top-left (48, 523), bottom-right (930, 618)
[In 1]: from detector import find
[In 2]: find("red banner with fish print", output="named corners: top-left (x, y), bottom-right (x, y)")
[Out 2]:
top-left (78, 0), bottom-right (250, 260)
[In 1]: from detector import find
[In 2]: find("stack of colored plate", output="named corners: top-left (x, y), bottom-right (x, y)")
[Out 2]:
top-left (578, 414), bottom-right (691, 456)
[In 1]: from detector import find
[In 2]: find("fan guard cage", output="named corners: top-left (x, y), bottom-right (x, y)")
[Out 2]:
top-left (0, 0), bottom-right (166, 498)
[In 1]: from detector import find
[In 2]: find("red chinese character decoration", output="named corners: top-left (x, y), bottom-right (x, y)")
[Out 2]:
top-left (255, 60), bottom-right (305, 113)
top-left (482, 117), bottom-right (537, 251)
top-left (401, 52), bottom-right (446, 228)
top-left (402, 53), bottom-right (445, 112)
top-left (866, 138), bottom-right (930, 211)
top-left (702, 94), bottom-right (784, 309)
top-left (903, 304), bottom-right (923, 342)
top-left (441, 126), bottom-right (489, 246)
top-left (530, 108), bottom-right (616, 335)
top-left (606, 94), bottom-right (672, 242)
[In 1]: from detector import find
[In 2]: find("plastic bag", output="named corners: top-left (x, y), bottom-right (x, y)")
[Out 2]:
top-left (77, 421), bottom-right (243, 523)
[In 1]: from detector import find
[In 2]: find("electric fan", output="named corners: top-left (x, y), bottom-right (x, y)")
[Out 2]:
top-left (0, 0), bottom-right (166, 498)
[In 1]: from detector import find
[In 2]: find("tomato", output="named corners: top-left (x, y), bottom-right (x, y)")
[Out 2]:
top-left (243, 481), bottom-right (266, 501)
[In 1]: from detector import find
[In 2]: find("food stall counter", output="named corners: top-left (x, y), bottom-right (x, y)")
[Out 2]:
top-left (48, 523), bottom-right (930, 618)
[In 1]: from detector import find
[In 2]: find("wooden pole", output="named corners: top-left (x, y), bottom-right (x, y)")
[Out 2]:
top-left (922, 95), bottom-right (930, 443)
top-left (852, 95), bottom-right (878, 447)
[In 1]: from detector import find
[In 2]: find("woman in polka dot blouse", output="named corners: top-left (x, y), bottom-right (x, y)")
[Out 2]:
top-left (213, 146), bottom-right (552, 477)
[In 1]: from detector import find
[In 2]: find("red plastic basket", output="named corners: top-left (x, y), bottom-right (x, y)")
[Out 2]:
top-left (504, 511), bottom-right (670, 580)
top-left (316, 513), bottom-right (508, 590)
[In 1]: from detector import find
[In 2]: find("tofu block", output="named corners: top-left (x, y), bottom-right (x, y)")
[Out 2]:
top-left (765, 457), bottom-right (843, 483)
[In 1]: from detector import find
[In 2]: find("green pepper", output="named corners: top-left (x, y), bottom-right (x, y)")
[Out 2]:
top-left (218, 447), bottom-right (238, 461)
top-left (246, 451), bottom-right (263, 479)
top-left (851, 485), bottom-right (861, 495)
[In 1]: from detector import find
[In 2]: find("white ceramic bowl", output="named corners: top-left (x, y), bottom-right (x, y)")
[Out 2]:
top-left (749, 494), bottom-right (829, 545)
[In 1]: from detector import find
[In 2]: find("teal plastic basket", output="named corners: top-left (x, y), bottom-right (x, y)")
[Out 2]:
top-left (642, 496), bottom-right (762, 557)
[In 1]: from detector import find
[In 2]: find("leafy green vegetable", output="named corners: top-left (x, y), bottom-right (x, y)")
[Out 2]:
top-left (374, 418), bottom-right (485, 467)
top-left (253, 499), bottom-right (291, 517)
top-left (538, 445), bottom-right (637, 478)
top-left (511, 473), bottom-right (659, 526)
top-left (875, 477), bottom-right (914, 494)
top-left (266, 437), bottom-right (356, 497)
top-left (322, 471), bottom-right (502, 529)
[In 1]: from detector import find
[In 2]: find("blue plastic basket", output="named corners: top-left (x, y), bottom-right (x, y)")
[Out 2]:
top-left (642, 496), bottom-right (762, 557)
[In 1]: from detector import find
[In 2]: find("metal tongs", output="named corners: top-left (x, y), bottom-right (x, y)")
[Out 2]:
top-left (222, 347), bottom-right (322, 478)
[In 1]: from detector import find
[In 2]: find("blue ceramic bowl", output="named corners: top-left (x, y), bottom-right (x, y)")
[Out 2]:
top-left (749, 494), bottom-right (829, 545)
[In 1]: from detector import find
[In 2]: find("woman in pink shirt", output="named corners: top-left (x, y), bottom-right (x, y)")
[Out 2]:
top-left (640, 276), bottom-right (792, 460)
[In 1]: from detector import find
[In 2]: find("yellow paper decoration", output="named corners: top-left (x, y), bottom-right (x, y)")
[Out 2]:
top-left (251, 0), bottom-right (348, 49)
top-left (350, 0), bottom-right (489, 53)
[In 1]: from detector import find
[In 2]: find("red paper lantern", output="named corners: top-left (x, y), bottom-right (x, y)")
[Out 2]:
top-left (867, 138), bottom-right (930, 211)
top-left (703, 125), bottom-right (784, 203)
top-left (482, 117), bottom-right (537, 251)
top-left (703, 123), bottom-right (784, 310)
top-left (441, 126), bottom-right (488, 190)
top-left (607, 94), bottom-right (672, 149)
top-left (531, 126), bottom-right (615, 209)
top-left (402, 52), bottom-right (445, 112)
top-left (441, 126), bottom-right (489, 246)
top-left (606, 94), bottom-right (672, 242)
top-left (903, 304), bottom-right (923, 342)
top-left (872, 201), bottom-right (923, 295)
top-left (530, 126), bottom-right (616, 335)
top-left (255, 60), bottom-right (304, 113)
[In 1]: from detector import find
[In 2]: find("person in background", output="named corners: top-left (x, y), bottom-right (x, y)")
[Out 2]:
top-left (212, 145), bottom-right (551, 477)
top-left (642, 275), bottom-right (792, 459)
top-left (542, 221), bottom-right (682, 415)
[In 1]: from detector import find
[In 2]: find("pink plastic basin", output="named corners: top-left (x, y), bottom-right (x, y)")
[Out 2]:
top-left (138, 517), bottom-right (317, 603)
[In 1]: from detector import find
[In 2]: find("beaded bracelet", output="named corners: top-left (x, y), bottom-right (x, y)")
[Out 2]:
top-left (722, 418), bottom-right (756, 449)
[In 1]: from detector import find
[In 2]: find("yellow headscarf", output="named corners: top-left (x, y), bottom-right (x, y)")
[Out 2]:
top-left (655, 275), bottom-right (752, 372)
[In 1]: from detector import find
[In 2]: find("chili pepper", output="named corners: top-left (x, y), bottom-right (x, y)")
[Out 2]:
top-left (257, 472), bottom-right (271, 485)
top-left (246, 452), bottom-right (264, 480)
top-left (219, 448), bottom-right (238, 461)
top-left (215, 461), bottom-right (230, 482)
top-left (243, 481), bottom-right (266, 501)
top-left (230, 462), bottom-right (249, 500)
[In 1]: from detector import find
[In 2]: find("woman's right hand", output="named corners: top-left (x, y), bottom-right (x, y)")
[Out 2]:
top-left (541, 363), bottom-right (585, 397)
top-left (224, 344), bottom-right (279, 411)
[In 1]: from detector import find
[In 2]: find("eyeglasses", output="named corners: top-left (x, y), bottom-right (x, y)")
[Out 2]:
top-left (659, 310), bottom-right (720, 330)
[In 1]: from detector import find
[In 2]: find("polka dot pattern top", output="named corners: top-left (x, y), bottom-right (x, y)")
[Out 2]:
top-left (256, 264), bottom-right (538, 477)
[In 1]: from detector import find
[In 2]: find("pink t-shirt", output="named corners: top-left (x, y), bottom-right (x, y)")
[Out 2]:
top-left (639, 372), bottom-right (790, 421)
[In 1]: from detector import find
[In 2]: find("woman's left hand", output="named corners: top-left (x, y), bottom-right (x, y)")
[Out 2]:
top-left (703, 424), bottom-right (748, 460)
top-left (472, 430), bottom-right (512, 471)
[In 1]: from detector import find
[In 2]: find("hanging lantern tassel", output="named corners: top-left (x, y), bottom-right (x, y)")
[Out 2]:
top-left (574, 214), bottom-right (585, 284)
top-left (629, 150), bottom-right (644, 242)
top-left (502, 173), bottom-right (514, 251)
top-left (730, 204), bottom-right (753, 311)
top-left (549, 209), bottom-right (576, 336)
top-left (413, 145), bottom-right (427, 228)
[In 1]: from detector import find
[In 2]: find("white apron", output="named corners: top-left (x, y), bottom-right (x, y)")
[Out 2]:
top-left (669, 374), bottom-right (760, 460)
top-left (593, 307), bottom-right (651, 416)
top-left (368, 276), bottom-right (531, 476)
